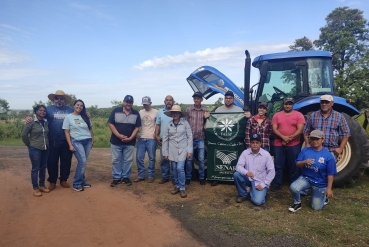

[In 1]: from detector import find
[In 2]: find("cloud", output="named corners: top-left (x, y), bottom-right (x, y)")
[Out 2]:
top-left (0, 24), bottom-right (31, 36)
top-left (0, 51), bottom-right (30, 65)
top-left (0, 68), bottom-right (51, 80)
top-left (69, 2), bottom-right (113, 20)
top-left (133, 43), bottom-right (290, 70)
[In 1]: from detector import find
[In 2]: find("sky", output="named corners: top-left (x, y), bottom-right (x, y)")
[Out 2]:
top-left (1, 0), bottom-right (369, 109)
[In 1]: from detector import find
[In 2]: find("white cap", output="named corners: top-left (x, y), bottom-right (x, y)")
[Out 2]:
top-left (320, 95), bottom-right (333, 101)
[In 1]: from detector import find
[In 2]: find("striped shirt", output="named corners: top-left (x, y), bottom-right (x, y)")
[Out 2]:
top-left (185, 105), bottom-right (207, 140)
top-left (303, 110), bottom-right (350, 151)
top-left (245, 115), bottom-right (272, 148)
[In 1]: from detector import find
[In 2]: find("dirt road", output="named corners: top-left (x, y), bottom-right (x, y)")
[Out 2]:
top-left (0, 146), bottom-right (205, 247)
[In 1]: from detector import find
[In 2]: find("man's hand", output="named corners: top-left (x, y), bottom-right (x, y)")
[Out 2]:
top-left (25, 117), bottom-right (33, 124)
top-left (244, 111), bottom-right (251, 118)
top-left (305, 158), bottom-right (314, 165)
top-left (282, 136), bottom-right (290, 143)
top-left (256, 184), bottom-right (263, 191)
top-left (186, 153), bottom-right (192, 159)
top-left (155, 136), bottom-right (162, 146)
top-left (69, 145), bottom-right (76, 152)
top-left (325, 188), bottom-right (333, 198)
top-left (136, 134), bottom-right (141, 139)
top-left (333, 147), bottom-right (343, 155)
top-left (121, 135), bottom-right (131, 143)
top-left (246, 171), bottom-right (254, 178)
top-left (164, 156), bottom-right (169, 160)
top-left (204, 112), bottom-right (210, 119)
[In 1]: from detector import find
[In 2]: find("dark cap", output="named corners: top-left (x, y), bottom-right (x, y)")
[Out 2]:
top-left (258, 102), bottom-right (268, 109)
top-left (192, 92), bottom-right (203, 98)
top-left (250, 133), bottom-right (262, 142)
top-left (141, 96), bottom-right (151, 105)
top-left (283, 97), bottom-right (294, 104)
top-left (225, 91), bottom-right (234, 97)
top-left (124, 95), bottom-right (134, 102)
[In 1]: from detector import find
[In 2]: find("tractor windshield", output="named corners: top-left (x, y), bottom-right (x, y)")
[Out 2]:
top-left (258, 57), bottom-right (334, 118)
top-left (258, 58), bottom-right (334, 103)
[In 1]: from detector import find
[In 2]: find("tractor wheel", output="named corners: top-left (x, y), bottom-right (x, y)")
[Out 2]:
top-left (332, 113), bottom-right (369, 187)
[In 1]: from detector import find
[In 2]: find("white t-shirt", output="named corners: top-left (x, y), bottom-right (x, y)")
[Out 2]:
top-left (139, 108), bottom-right (158, 139)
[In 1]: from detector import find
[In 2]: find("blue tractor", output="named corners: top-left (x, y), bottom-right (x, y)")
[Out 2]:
top-left (187, 50), bottom-right (369, 186)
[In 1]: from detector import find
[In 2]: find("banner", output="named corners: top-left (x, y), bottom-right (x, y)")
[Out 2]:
top-left (205, 112), bottom-right (247, 181)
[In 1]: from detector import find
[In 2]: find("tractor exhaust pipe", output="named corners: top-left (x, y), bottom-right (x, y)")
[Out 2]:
top-left (244, 50), bottom-right (251, 111)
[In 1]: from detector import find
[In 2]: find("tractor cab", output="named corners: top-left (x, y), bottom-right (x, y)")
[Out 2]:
top-left (251, 51), bottom-right (335, 118)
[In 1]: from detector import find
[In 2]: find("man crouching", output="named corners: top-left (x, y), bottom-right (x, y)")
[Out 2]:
top-left (233, 134), bottom-right (275, 205)
top-left (289, 130), bottom-right (336, 213)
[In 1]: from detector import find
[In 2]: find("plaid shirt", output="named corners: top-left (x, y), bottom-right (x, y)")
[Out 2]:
top-left (303, 110), bottom-right (350, 151)
top-left (245, 115), bottom-right (272, 148)
top-left (185, 105), bottom-right (207, 140)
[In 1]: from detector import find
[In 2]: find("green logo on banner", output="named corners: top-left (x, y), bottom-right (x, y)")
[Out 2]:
top-left (213, 115), bottom-right (240, 141)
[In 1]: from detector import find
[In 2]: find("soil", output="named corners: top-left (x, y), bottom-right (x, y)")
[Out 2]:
top-left (0, 146), bottom-right (205, 247)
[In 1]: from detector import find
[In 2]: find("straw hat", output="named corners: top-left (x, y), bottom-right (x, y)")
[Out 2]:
top-left (48, 90), bottom-right (72, 104)
top-left (164, 105), bottom-right (188, 117)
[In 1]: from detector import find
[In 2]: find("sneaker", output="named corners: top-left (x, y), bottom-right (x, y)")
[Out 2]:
top-left (48, 183), bottom-right (56, 191)
top-left (159, 178), bottom-right (169, 184)
top-left (200, 179), bottom-right (206, 186)
top-left (121, 178), bottom-right (132, 186)
top-left (288, 203), bottom-right (302, 212)
top-left (110, 180), bottom-right (120, 187)
top-left (83, 183), bottom-right (91, 188)
top-left (33, 189), bottom-right (42, 197)
top-left (185, 179), bottom-right (191, 185)
top-left (60, 181), bottom-right (70, 188)
top-left (73, 187), bottom-right (84, 192)
top-left (171, 187), bottom-right (180, 195)
top-left (180, 190), bottom-right (187, 198)
top-left (324, 198), bottom-right (329, 205)
top-left (39, 186), bottom-right (50, 193)
top-left (236, 197), bottom-right (247, 203)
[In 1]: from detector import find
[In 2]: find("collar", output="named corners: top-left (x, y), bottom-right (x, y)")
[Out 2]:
top-left (247, 148), bottom-right (261, 156)
top-left (190, 105), bottom-right (205, 111)
top-left (33, 116), bottom-right (47, 123)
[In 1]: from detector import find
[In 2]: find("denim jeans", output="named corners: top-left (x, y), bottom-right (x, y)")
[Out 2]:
top-left (290, 176), bottom-right (327, 210)
top-left (47, 140), bottom-right (73, 183)
top-left (160, 145), bottom-right (171, 179)
top-left (186, 139), bottom-right (205, 180)
top-left (136, 138), bottom-right (157, 179)
top-left (28, 146), bottom-right (49, 189)
top-left (111, 144), bottom-right (134, 180)
top-left (273, 144), bottom-right (301, 187)
top-left (72, 138), bottom-right (92, 188)
top-left (233, 171), bottom-right (268, 206)
top-left (171, 160), bottom-right (186, 191)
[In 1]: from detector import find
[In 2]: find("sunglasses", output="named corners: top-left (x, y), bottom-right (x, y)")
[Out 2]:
top-left (320, 100), bottom-right (330, 105)
top-left (54, 97), bottom-right (65, 100)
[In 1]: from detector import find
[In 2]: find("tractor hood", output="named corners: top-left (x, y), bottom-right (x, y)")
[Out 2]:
top-left (186, 66), bottom-right (245, 108)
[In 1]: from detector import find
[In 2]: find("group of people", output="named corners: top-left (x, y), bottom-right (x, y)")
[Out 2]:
top-left (22, 89), bottom-right (349, 213)
top-left (239, 94), bottom-right (349, 212)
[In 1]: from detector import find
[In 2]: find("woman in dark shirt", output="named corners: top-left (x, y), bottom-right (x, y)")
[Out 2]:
top-left (22, 105), bottom-right (50, 197)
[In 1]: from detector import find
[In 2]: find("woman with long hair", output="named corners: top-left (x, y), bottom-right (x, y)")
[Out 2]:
top-left (62, 99), bottom-right (94, 192)
top-left (22, 105), bottom-right (50, 197)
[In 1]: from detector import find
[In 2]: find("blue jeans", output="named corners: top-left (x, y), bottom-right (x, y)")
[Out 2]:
top-left (171, 161), bottom-right (186, 191)
top-left (233, 171), bottom-right (268, 206)
top-left (136, 138), bottom-right (157, 178)
top-left (273, 144), bottom-right (301, 187)
top-left (111, 144), bottom-right (134, 180)
top-left (72, 138), bottom-right (92, 188)
top-left (28, 146), bottom-right (49, 189)
top-left (186, 139), bottom-right (205, 180)
top-left (160, 145), bottom-right (171, 179)
top-left (290, 176), bottom-right (327, 210)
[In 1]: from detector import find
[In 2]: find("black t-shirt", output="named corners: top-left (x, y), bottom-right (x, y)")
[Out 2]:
top-left (108, 107), bottom-right (141, 146)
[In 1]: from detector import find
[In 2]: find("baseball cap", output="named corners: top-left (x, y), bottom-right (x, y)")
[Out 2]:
top-left (225, 91), bottom-right (234, 97)
top-left (320, 95), bottom-right (333, 102)
top-left (124, 95), bottom-right (134, 102)
top-left (142, 96), bottom-right (151, 105)
top-left (250, 133), bottom-right (262, 142)
top-left (258, 102), bottom-right (268, 109)
top-left (283, 97), bottom-right (295, 104)
top-left (309, 130), bottom-right (324, 139)
top-left (192, 92), bottom-right (203, 98)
